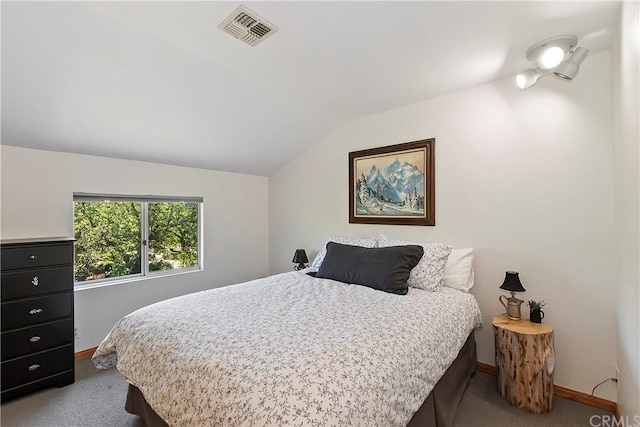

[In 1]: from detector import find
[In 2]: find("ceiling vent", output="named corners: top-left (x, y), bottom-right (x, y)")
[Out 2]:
top-left (218, 6), bottom-right (278, 47)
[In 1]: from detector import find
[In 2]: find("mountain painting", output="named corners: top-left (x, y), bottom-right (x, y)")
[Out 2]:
top-left (349, 139), bottom-right (435, 226)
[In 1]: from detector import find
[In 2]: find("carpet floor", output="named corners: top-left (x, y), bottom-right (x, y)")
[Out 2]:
top-left (1, 358), bottom-right (613, 426)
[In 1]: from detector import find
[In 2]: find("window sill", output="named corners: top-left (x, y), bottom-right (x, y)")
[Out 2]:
top-left (74, 267), bottom-right (203, 292)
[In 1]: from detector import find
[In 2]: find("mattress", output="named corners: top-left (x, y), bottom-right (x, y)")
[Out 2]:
top-left (93, 270), bottom-right (482, 426)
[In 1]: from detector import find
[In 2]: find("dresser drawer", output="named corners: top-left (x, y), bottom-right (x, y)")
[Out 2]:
top-left (1, 244), bottom-right (73, 270)
top-left (2, 318), bottom-right (74, 360)
top-left (1, 344), bottom-right (74, 390)
top-left (1, 370), bottom-right (74, 402)
top-left (1, 293), bottom-right (72, 331)
top-left (1, 266), bottom-right (73, 301)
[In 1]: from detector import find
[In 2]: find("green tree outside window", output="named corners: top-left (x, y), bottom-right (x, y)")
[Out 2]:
top-left (74, 200), bottom-right (200, 283)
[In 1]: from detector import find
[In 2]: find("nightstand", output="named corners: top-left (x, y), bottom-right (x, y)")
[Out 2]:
top-left (492, 314), bottom-right (555, 414)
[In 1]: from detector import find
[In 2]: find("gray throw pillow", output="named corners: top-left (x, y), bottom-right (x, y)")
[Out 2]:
top-left (315, 242), bottom-right (424, 295)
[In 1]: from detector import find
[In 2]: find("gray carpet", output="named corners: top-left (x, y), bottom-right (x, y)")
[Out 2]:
top-left (1, 359), bottom-right (613, 426)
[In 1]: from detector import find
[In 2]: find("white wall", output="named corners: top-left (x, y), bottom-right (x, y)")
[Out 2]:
top-left (612, 1), bottom-right (640, 419)
top-left (270, 51), bottom-right (618, 400)
top-left (1, 146), bottom-right (269, 351)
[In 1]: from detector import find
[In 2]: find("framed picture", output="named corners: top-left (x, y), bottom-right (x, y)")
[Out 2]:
top-left (349, 138), bottom-right (435, 226)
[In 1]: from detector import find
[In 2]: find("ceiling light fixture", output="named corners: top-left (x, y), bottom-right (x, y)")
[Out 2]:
top-left (515, 68), bottom-right (542, 90)
top-left (515, 35), bottom-right (589, 90)
top-left (553, 47), bottom-right (589, 81)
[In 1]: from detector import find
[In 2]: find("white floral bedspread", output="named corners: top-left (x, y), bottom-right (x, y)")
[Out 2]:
top-left (93, 271), bottom-right (482, 427)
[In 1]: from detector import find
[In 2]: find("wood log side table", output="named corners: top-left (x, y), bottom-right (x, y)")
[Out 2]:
top-left (492, 314), bottom-right (555, 414)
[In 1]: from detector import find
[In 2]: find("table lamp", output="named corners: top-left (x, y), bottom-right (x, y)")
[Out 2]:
top-left (499, 271), bottom-right (526, 320)
top-left (292, 249), bottom-right (309, 271)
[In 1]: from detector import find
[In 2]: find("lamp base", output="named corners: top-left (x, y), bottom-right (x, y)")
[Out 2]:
top-left (506, 313), bottom-right (522, 321)
top-left (499, 293), bottom-right (524, 321)
top-left (294, 263), bottom-right (308, 271)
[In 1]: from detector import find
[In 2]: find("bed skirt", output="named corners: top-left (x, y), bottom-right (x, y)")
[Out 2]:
top-left (406, 332), bottom-right (476, 427)
top-left (125, 332), bottom-right (477, 427)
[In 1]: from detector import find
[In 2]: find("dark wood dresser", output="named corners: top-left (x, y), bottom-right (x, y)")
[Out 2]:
top-left (1, 237), bottom-right (75, 401)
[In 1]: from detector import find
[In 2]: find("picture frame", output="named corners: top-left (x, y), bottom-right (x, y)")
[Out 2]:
top-left (349, 138), bottom-right (435, 226)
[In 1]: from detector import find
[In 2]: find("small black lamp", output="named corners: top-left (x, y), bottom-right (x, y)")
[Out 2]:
top-left (499, 271), bottom-right (526, 320)
top-left (292, 249), bottom-right (309, 271)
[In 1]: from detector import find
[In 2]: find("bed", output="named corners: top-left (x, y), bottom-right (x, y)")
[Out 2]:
top-left (93, 267), bottom-right (482, 427)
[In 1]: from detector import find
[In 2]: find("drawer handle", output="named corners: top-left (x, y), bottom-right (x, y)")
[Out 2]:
top-left (28, 364), bottom-right (41, 371)
top-left (31, 276), bottom-right (39, 286)
top-left (30, 336), bottom-right (42, 343)
top-left (28, 308), bottom-right (43, 315)
top-left (29, 254), bottom-right (37, 260)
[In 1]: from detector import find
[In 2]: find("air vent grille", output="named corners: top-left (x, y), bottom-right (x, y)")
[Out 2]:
top-left (218, 6), bottom-right (278, 47)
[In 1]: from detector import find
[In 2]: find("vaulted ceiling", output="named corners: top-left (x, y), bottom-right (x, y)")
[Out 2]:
top-left (1, 1), bottom-right (620, 176)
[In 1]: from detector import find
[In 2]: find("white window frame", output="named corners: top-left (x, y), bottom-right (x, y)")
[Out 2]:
top-left (73, 193), bottom-right (203, 288)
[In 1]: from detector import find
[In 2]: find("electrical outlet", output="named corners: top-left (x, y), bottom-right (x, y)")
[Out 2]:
top-left (74, 326), bottom-right (79, 340)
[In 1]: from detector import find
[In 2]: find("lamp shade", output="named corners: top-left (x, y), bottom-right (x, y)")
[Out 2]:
top-left (499, 271), bottom-right (526, 293)
top-left (292, 249), bottom-right (308, 264)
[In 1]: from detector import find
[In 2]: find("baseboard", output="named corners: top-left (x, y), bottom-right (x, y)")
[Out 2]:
top-left (615, 405), bottom-right (622, 425)
top-left (74, 346), bottom-right (98, 361)
top-left (553, 384), bottom-right (617, 413)
top-left (476, 361), bottom-right (496, 375)
top-left (476, 361), bottom-right (617, 413)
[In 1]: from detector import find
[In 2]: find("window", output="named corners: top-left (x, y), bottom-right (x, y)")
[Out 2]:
top-left (73, 193), bottom-right (202, 285)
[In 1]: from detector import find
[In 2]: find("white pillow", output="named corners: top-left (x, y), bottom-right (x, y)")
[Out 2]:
top-left (310, 235), bottom-right (378, 270)
top-left (377, 234), bottom-right (452, 291)
top-left (443, 248), bottom-right (475, 292)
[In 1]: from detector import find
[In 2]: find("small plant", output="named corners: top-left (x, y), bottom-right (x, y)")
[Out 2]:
top-left (528, 300), bottom-right (546, 310)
